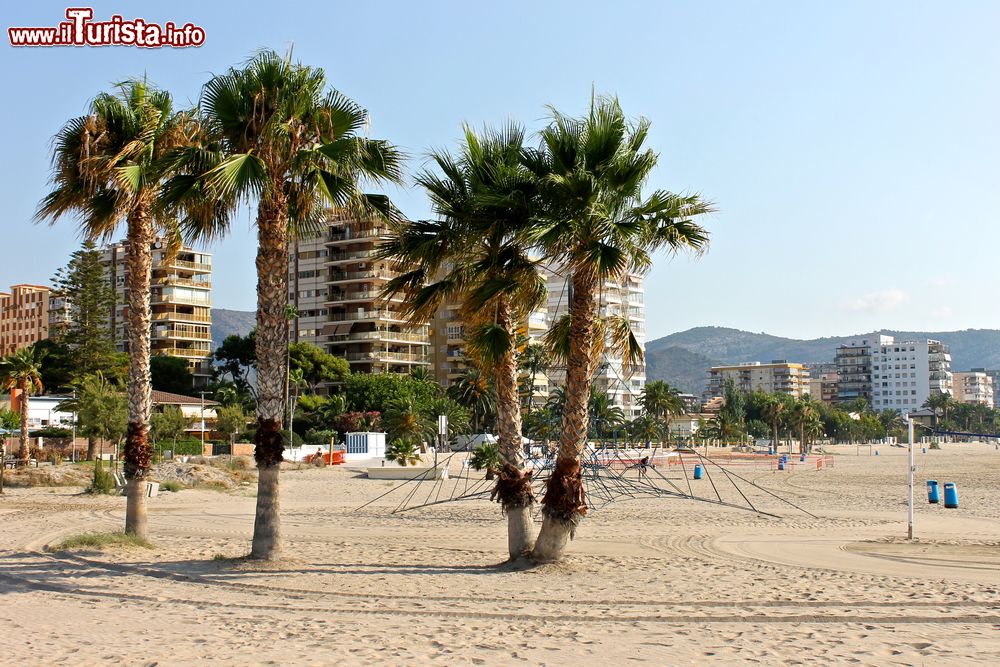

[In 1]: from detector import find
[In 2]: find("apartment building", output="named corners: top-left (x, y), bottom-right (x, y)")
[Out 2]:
top-left (704, 361), bottom-right (811, 400)
top-left (952, 370), bottom-right (994, 406)
top-left (542, 266), bottom-right (646, 419)
top-left (869, 337), bottom-right (952, 414)
top-left (102, 240), bottom-right (214, 384)
top-left (289, 214), bottom-right (430, 376)
top-left (834, 335), bottom-right (893, 405)
top-left (807, 370), bottom-right (839, 404)
top-left (0, 284), bottom-right (51, 356)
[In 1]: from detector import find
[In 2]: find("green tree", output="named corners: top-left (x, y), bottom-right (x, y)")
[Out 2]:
top-left (639, 380), bottom-right (685, 446)
top-left (38, 80), bottom-right (188, 539)
top-left (446, 365), bottom-right (497, 434)
top-left (151, 406), bottom-right (187, 454)
top-left (923, 392), bottom-right (953, 429)
top-left (383, 397), bottom-right (435, 450)
top-left (50, 240), bottom-right (118, 378)
top-left (168, 51), bottom-right (403, 560)
top-left (216, 404), bottom-right (249, 445)
top-left (150, 355), bottom-right (195, 394)
top-left (213, 331), bottom-right (257, 398)
top-left (66, 373), bottom-right (128, 461)
top-left (0, 347), bottom-right (45, 462)
top-left (345, 373), bottom-right (439, 414)
top-left (526, 95), bottom-right (712, 561)
top-left (288, 342), bottom-right (349, 392)
top-left (469, 441), bottom-right (501, 479)
top-left (385, 439), bottom-right (421, 467)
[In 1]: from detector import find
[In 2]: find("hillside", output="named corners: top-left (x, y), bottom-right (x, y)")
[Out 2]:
top-left (211, 308), bottom-right (255, 351)
top-left (645, 326), bottom-right (1000, 395)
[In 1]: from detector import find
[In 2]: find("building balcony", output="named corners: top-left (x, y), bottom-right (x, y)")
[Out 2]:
top-left (153, 311), bottom-right (211, 324)
top-left (326, 290), bottom-right (401, 304)
top-left (154, 328), bottom-right (212, 341)
top-left (325, 250), bottom-right (377, 265)
top-left (156, 276), bottom-right (212, 289)
top-left (345, 351), bottom-right (428, 363)
top-left (153, 346), bottom-right (212, 358)
top-left (327, 310), bottom-right (407, 323)
top-left (325, 226), bottom-right (390, 244)
top-left (329, 270), bottom-right (393, 284)
top-left (155, 293), bottom-right (211, 307)
top-left (326, 330), bottom-right (429, 345)
top-left (166, 259), bottom-right (212, 274)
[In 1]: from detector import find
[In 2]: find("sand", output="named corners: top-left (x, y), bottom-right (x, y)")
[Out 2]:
top-left (1, 442), bottom-right (998, 665)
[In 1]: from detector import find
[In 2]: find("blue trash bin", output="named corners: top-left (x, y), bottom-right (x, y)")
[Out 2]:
top-left (927, 480), bottom-right (939, 504)
top-left (777, 460), bottom-right (785, 471)
top-left (799, 453), bottom-right (806, 462)
top-left (768, 447), bottom-right (774, 455)
top-left (693, 464), bottom-right (703, 480)
top-left (943, 483), bottom-right (959, 508)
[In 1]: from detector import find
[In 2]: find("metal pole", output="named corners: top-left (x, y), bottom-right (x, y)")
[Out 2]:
top-left (200, 391), bottom-right (207, 455)
top-left (907, 416), bottom-right (914, 541)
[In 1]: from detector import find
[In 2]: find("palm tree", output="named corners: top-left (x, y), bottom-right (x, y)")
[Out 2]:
top-left (640, 380), bottom-right (685, 446)
top-left (447, 365), bottom-right (498, 434)
top-left (790, 397), bottom-right (819, 454)
top-left (525, 95), bottom-right (713, 561)
top-left (167, 51), bottom-right (403, 560)
top-left (762, 393), bottom-right (792, 451)
top-left (380, 123), bottom-right (544, 558)
top-left (383, 397), bottom-right (435, 450)
top-left (923, 392), bottom-right (953, 429)
top-left (37, 80), bottom-right (187, 537)
top-left (0, 348), bottom-right (45, 463)
top-left (588, 388), bottom-right (626, 443)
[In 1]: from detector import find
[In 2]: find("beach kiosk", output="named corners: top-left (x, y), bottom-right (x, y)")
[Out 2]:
top-left (342, 432), bottom-right (386, 461)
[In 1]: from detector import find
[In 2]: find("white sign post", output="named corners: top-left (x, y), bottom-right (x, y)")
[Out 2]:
top-left (436, 415), bottom-right (448, 467)
top-left (907, 416), bottom-right (914, 541)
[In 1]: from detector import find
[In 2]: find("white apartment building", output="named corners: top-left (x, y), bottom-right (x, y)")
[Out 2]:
top-left (289, 214), bottom-right (430, 377)
top-left (102, 240), bottom-right (214, 384)
top-left (542, 265), bottom-right (646, 419)
top-left (952, 370), bottom-right (994, 406)
top-left (834, 335), bottom-right (893, 405)
top-left (870, 336), bottom-right (952, 414)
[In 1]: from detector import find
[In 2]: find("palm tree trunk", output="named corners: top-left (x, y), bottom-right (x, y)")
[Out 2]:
top-left (533, 269), bottom-right (597, 562)
top-left (17, 384), bottom-right (29, 462)
top-left (123, 211), bottom-right (154, 538)
top-left (86, 437), bottom-right (96, 461)
top-left (251, 197), bottom-right (288, 561)
top-left (491, 300), bottom-right (534, 559)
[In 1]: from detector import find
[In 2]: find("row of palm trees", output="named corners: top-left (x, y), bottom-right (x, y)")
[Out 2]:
top-left (36, 50), bottom-right (711, 563)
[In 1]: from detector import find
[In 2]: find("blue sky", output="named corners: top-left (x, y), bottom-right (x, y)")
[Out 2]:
top-left (2, 1), bottom-right (998, 340)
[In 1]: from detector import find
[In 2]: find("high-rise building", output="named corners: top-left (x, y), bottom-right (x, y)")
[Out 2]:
top-left (952, 370), bottom-right (993, 407)
top-left (705, 361), bottom-right (811, 400)
top-left (0, 284), bottom-right (51, 356)
top-left (102, 240), bottom-right (214, 384)
top-left (869, 337), bottom-right (951, 414)
top-left (807, 370), bottom-right (839, 403)
top-left (542, 266), bottom-right (646, 419)
top-left (834, 335), bottom-right (893, 405)
top-left (289, 214), bottom-right (430, 377)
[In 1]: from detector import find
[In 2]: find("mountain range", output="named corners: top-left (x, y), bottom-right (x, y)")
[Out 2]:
top-left (645, 327), bottom-right (1000, 395)
top-left (210, 310), bottom-right (1000, 397)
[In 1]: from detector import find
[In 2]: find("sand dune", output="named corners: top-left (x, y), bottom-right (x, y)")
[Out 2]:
top-left (1, 442), bottom-right (998, 665)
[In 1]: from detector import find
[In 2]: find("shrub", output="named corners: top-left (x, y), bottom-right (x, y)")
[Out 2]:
top-left (48, 532), bottom-right (151, 551)
top-left (88, 459), bottom-right (116, 494)
top-left (159, 480), bottom-right (183, 492)
top-left (385, 439), bottom-right (420, 466)
top-left (929, 442), bottom-right (941, 450)
top-left (470, 442), bottom-right (501, 479)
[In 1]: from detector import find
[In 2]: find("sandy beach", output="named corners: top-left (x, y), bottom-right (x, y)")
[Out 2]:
top-left (1, 442), bottom-right (998, 666)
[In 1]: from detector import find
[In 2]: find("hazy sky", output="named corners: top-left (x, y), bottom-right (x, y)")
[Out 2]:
top-left (2, 1), bottom-right (998, 341)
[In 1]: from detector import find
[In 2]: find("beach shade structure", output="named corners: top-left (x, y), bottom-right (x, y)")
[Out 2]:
top-left (693, 464), bottom-right (703, 480)
top-left (943, 483), bottom-right (959, 509)
top-left (927, 480), bottom-right (940, 504)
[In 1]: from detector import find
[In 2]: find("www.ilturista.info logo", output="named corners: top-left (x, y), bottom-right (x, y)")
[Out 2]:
top-left (8, 8), bottom-right (205, 47)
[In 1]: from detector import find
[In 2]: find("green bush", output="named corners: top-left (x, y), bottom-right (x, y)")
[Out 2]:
top-left (385, 439), bottom-right (421, 466)
top-left (159, 480), bottom-right (183, 492)
top-left (929, 442), bottom-right (941, 450)
top-left (88, 459), bottom-right (116, 494)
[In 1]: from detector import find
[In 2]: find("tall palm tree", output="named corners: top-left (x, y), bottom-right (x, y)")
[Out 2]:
top-left (166, 50), bottom-right (403, 560)
top-left (762, 393), bottom-right (792, 451)
top-left (790, 397), bottom-right (819, 454)
top-left (380, 124), bottom-right (545, 558)
top-left (0, 348), bottom-right (45, 463)
top-left (525, 95), bottom-right (713, 561)
top-left (640, 380), bottom-right (685, 446)
top-left (37, 80), bottom-right (187, 537)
